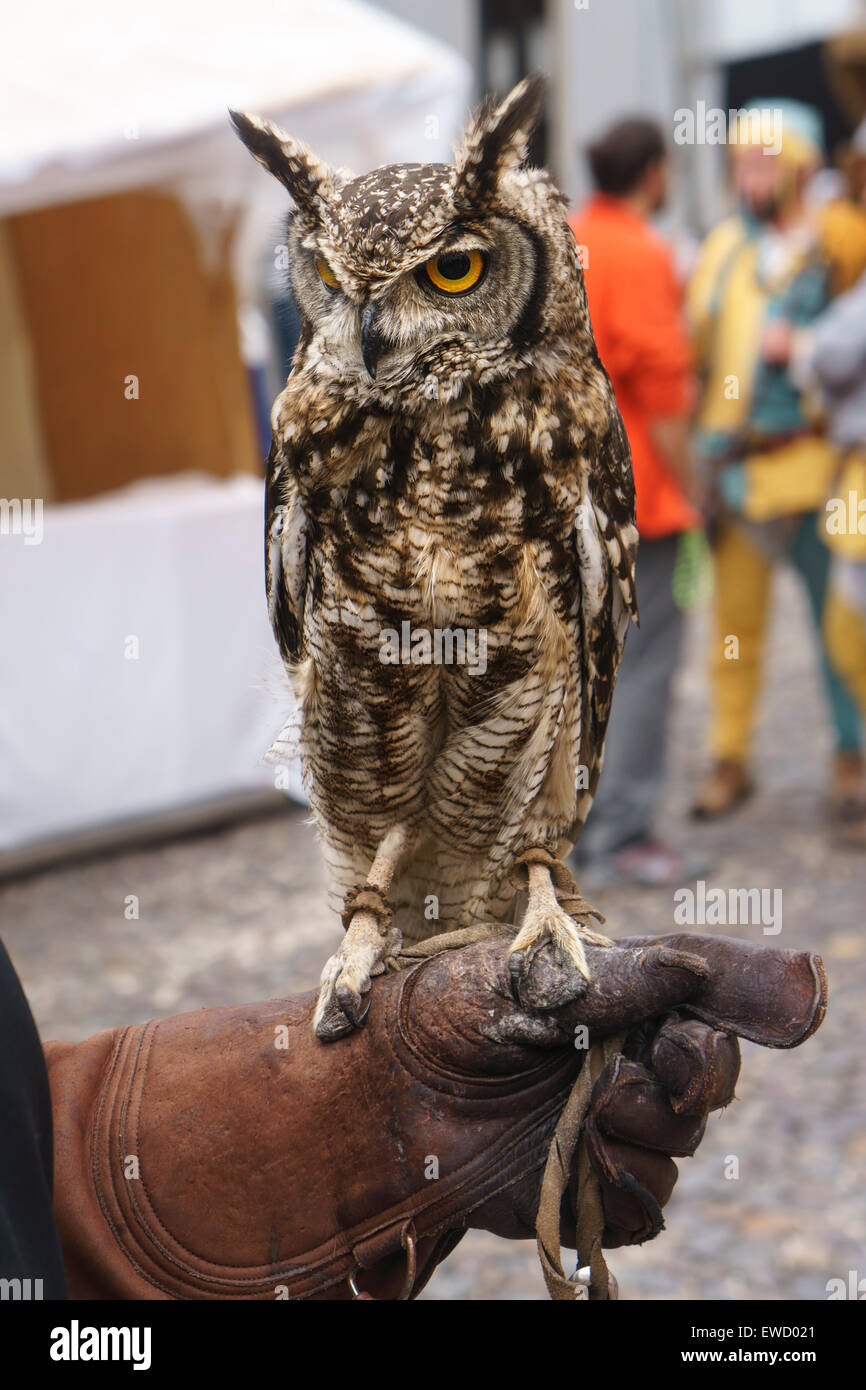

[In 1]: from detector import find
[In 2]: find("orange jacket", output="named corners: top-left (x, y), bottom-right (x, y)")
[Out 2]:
top-left (569, 195), bottom-right (698, 538)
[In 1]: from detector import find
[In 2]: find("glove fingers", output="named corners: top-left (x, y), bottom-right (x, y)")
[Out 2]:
top-left (545, 942), bottom-right (713, 1040)
top-left (584, 1054), bottom-right (703, 1250)
top-left (616, 934), bottom-right (827, 1048)
top-left (650, 1016), bottom-right (740, 1115)
top-left (584, 1137), bottom-right (678, 1248)
top-left (588, 1054), bottom-right (707, 1155)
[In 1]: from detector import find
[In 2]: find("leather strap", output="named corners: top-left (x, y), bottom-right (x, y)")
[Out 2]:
top-left (536, 1033), bottom-right (625, 1301)
top-left (341, 883), bottom-right (393, 932)
top-left (510, 844), bottom-right (607, 927)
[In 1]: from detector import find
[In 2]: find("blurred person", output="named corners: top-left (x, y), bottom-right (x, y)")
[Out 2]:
top-left (568, 119), bottom-right (705, 886)
top-left (688, 102), bottom-right (866, 839)
top-left (791, 115), bottom-right (866, 846)
top-left (820, 122), bottom-right (866, 296)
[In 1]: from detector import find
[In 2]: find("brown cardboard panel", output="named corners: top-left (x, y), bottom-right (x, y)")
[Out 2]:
top-left (8, 192), bottom-right (260, 502)
top-left (0, 220), bottom-right (53, 501)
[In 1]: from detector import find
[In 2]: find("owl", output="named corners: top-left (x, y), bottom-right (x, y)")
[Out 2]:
top-left (231, 77), bottom-right (638, 1040)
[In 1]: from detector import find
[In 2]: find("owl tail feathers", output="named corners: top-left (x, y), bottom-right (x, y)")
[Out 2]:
top-left (262, 708), bottom-right (303, 768)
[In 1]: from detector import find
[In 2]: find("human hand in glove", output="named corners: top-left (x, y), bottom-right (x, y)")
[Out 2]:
top-left (45, 932), bottom-right (826, 1301)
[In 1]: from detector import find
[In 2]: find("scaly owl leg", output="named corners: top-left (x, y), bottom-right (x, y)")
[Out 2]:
top-left (313, 825), bottom-right (410, 1042)
top-left (508, 852), bottom-right (612, 1009)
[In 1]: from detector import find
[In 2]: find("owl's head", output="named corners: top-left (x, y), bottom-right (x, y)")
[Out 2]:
top-left (231, 78), bottom-right (590, 407)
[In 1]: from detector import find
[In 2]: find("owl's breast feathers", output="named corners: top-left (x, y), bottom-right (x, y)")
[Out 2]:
top-left (265, 363), bottom-right (637, 856)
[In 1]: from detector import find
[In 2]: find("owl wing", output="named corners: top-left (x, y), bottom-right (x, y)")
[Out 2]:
top-left (572, 405), bottom-right (639, 833)
top-left (265, 438), bottom-right (309, 667)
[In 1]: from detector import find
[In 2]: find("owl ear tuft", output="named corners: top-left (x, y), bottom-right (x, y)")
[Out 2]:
top-left (454, 74), bottom-right (545, 201)
top-left (229, 111), bottom-right (335, 212)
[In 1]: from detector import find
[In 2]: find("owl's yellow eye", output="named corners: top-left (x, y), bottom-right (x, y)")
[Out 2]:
top-left (315, 257), bottom-right (340, 292)
top-left (424, 248), bottom-right (486, 295)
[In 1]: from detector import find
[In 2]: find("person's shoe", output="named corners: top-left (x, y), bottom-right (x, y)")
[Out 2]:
top-left (578, 839), bottom-right (711, 889)
top-left (829, 750), bottom-right (866, 849)
top-left (690, 759), bottom-right (753, 821)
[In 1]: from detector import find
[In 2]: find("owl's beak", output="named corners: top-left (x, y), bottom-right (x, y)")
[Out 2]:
top-left (360, 302), bottom-right (386, 379)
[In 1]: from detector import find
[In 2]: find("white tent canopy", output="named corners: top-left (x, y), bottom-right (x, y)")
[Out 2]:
top-left (0, 0), bottom-right (471, 865)
top-left (0, 0), bottom-right (470, 216)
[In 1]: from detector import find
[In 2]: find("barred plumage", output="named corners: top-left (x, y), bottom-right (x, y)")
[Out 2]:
top-left (233, 77), bottom-right (638, 1038)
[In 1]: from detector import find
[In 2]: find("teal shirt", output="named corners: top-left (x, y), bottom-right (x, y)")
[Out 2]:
top-left (749, 255), bottom-right (830, 434)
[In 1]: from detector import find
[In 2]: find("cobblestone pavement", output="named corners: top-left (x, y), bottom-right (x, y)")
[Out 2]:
top-left (2, 571), bottom-right (864, 1301)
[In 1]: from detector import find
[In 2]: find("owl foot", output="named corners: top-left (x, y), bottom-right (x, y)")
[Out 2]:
top-left (507, 901), bottom-right (594, 1011)
top-left (313, 893), bottom-right (401, 1042)
top-left (507, 856), bottom-right (611, 1010)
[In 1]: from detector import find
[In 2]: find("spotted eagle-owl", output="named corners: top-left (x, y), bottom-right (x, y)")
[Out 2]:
top-left (231, 77), bottom-right (638, 1040)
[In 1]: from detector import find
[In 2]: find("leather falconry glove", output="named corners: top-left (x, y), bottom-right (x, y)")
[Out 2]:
top-left (45, 931), bottom-right (826, 1300)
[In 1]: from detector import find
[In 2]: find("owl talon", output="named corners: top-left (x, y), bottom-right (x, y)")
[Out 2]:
top-left (313, 908), bottom-right (400, 1041)
top-left (314, 955), bottom-right (374, 1041)
top-left (314, 1000), bottom-right (356, 1042)
top-left (508, 936), bottom-right (589, 1011)
top-left (335, 977), bottom-right (372, 1026)
top-left (508, 902), bottom-right (594, 1010)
